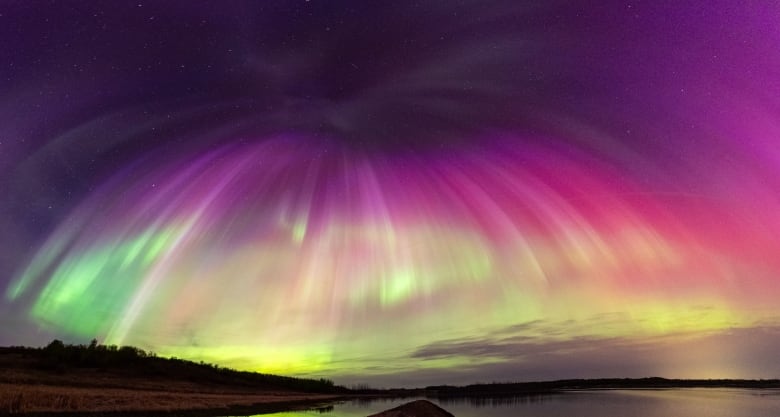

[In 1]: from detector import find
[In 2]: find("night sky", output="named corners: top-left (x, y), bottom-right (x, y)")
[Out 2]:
top-left (2, 1), bottom-right (780, 387)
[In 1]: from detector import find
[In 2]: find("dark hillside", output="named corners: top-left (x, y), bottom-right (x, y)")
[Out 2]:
top-left (1, 340), bottom-right (344, 394)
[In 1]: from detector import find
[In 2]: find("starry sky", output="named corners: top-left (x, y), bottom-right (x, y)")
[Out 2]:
top-left (2, 1), bottom-right (780, 388)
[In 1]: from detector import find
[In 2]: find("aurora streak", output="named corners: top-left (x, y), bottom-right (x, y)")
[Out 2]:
top-left (2, 1), bottom-right (780, 387)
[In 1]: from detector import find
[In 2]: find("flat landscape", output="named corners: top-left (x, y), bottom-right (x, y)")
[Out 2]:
top-left (0, 345), bottom-right (341, 415)
top-left (4, 342), bottom-right (779, 416)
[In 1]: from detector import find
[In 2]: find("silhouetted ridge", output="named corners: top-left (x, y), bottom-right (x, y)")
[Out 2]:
top-left (424, 377), bottom-right (780, 397)
top-left (3, 340), bottom-right (345, 393)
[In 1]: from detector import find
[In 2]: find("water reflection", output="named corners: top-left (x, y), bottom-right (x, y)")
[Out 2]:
top-left (260, 389), bottom-right (780, 417)
top-left (311, 405), bottom-right (334, 414)
top-left (436, 393), bottom-right (556, 407)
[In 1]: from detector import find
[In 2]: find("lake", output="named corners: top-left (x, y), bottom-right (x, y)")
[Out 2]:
top-left (261, 389), bottom-right (780, 417)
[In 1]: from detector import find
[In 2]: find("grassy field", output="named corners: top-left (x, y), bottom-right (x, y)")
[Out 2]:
top-left (0, 383), bottom-right (336, 414)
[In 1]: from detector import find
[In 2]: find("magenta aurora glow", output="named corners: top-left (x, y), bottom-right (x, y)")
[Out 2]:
top-left (2, 1), bottom-right (780, 387)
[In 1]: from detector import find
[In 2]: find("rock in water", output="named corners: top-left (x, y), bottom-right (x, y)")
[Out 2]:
top-left (367, 399), bottom-right (455, 417)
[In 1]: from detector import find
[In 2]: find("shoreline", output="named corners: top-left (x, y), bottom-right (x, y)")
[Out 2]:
top-left (0, 346), bottom-right (347, 415)
top-left (1, 382), bottom-right (345, 416)
top-left (4, 395), bottom-right (342, 417)
top-left (6, 385), bottom-right (780, 416)
top-left (3, 346), bottom-right (779, 415)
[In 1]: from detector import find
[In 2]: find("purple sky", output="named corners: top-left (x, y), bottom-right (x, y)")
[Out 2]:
top-left (2, 1), bottom-right (780, 386)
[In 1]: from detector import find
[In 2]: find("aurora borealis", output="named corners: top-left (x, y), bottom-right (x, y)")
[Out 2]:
top-left (2, 1), bottom-right (780, 387)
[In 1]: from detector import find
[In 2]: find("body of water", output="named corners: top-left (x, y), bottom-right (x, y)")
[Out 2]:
top-left (263, 389), bottom-right (780, 417)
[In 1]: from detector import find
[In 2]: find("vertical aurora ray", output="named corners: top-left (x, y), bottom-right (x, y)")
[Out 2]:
top-left (3, 0), bottom-right (780, 385)
top-left (8, 130), bottom-right (780, 381)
